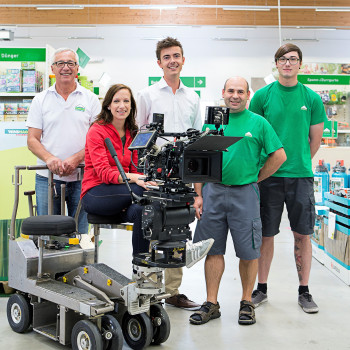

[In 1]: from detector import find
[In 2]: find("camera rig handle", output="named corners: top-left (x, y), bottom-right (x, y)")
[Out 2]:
top-left (104, 138), bottom-right (145, 205)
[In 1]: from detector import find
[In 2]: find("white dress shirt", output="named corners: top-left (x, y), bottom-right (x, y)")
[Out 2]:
top-left (136, 78), bottom-right (202, 134)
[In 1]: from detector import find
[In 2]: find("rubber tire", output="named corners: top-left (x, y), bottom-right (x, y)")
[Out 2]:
top-left (71, 320), bottom-right (103, 350)
top-left (101, 315), bottom-right (123, 350)
top-left (150, 304), bottom-right (171, 345)
top-left (7, 293), bottom-right (32, 333)
top-left (122, 312), bottom-right (153, 350)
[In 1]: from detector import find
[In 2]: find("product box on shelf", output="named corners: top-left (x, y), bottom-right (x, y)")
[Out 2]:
top-left (311, 206), bottom-right (328, 264)
top-left (22, 70), bottom-right (36, 93)
top-left (21, 61), bottom-right (36, 70)
top-left (4, 103), bottom-right (18, 122)
top-left (5, 69), bottom-right (21, 92)
top-left (0, 75), bottom-right (6, 92)
top-left (323, 192), bottom-right (350, 285)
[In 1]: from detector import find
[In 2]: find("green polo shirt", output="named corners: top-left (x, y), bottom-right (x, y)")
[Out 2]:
top-left (203, 109), bottom-right (282, 185)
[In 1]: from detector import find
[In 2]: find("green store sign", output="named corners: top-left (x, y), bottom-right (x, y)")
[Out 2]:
top-left (323, 120), bottom-right (338, 138)
top-left (298, 75), bottom-right (350, 85)
top-left (149, 76), bottom-right (206, 88)
top-left (0, 48), bottom-right (46, 62)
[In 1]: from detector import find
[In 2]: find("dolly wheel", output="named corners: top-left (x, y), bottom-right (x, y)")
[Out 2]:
top-left (7, 293), bottom-right (32, 333)
top-left (150, 304), bottom-right (171, 345)
top-left (101, 315), bottom-right (123, 350)
top-left (71, 320), bottom-right (103, 350)
top-left (122, 312), bottom-right (153, 350)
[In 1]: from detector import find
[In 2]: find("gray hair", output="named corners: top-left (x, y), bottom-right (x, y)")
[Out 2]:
top-left (51, 48), bottom-right (79, 65)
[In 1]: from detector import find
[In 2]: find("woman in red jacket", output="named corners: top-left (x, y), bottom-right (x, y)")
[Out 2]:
top-left (81, 84), bottom-right (155, 255)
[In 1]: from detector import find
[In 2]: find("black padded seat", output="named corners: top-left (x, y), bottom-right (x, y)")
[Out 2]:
top-left (21, 215), bottom-right (76, 236)
top-left (87, 213), bottom-right (123, 225)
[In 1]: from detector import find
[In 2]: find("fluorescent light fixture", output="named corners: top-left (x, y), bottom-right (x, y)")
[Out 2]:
top-left (212, 37), bottom-right (248, 41)
top-left (14, 36), bottom-right (32, 39)
top-left (216, 26), bottom-right (256, 30)
top-left (141, 37), bottom-right (164, 40)
top-left (283, 38), bottom-right (319, 42)
top-left (36, 6), bottom-right (84, 10)
top-left (316, 7), bottom-right (350, 12)
top-left (0, 29), bottom-right (14, 40)
top-left (68, 36), bottom-right (104, 40)
top-left (295, 26), bottom-right (336, 30)
top-left (129, 5), bottom-right (177, 10)
top-left (223, 7), bottom-right (270, 11)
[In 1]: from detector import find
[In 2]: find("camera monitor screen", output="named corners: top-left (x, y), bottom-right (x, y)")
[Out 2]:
top-left (128, 131), bottom-right (157, 150)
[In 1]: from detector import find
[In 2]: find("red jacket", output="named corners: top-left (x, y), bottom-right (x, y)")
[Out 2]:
top-left (81, 122), bottom-right (141, 198)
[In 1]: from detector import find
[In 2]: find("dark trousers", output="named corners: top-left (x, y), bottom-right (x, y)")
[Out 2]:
top-left (82, 183), bottom-right (148, 255)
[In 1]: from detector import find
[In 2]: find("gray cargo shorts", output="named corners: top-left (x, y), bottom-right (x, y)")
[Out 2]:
top-left (193, 182), bottom-right (262, 260)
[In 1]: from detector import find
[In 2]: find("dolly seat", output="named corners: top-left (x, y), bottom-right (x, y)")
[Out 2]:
top-left (21, 215), bottom-right (76, 236)
top-left (87, 213), bottom-right (123, 225)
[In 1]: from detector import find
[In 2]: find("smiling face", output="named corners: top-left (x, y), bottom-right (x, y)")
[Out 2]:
top-left (108, 88), bottom-right (131, 124)
top-left (222, 77), bottom-right (250, 113)
top-left (157, 46), bottom-right (185, 79)
top-left (51, 50), bottom-right (79, 87)
top-left (276, 50), bottom-right (301, 81)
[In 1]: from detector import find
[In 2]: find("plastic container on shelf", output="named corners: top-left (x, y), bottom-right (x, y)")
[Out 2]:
top-left (330, 160), bottom-right (348, 192)
top-left (314, 159), bottom-right (330, 205)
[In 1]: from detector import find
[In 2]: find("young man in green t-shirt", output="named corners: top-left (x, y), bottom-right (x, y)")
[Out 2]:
top-left (189, 77), bottom-right (286, 326)
top-left (249, 43), bottom-right (327, 313)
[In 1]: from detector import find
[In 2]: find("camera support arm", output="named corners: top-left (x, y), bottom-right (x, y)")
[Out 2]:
top-left (105, 138), bottom-right (145, 205)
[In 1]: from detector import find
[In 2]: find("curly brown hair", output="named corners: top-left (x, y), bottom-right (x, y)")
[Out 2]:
top-left (95, 84), bottom-right (138, 137)
top-left (156, 37), bottom-right (183, 61)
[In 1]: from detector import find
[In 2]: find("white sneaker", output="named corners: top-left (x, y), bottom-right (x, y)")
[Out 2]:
top-left (185, 239), bottom-right (214, 268)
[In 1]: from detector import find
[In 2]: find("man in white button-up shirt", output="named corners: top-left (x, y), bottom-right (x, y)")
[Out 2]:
top-left (137, 37), bottom-right (202, 311)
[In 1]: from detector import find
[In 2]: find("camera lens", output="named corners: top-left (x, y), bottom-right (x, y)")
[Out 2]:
top-left (187, 159), bottom-right (199, 173)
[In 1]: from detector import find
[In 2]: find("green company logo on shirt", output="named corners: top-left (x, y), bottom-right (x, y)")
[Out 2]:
top-left (75, 105), bottom-right (85, 112)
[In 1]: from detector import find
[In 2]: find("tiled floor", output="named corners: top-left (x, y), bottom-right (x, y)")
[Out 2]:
top-left (1, 211), bottom-right (349, 350)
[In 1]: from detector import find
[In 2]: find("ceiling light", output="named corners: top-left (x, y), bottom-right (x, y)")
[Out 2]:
top-left (283, 38), bottom-right (319, 42)
top-left (212, 38), bottom-right (248, 41)
top-left (223, 7), bottom-right (270, 11)
top-left (68, 36), bottom-right (104, 40)
top-left (36, 6), bottom-right (84, 10)
top-left (0, 29), bottom-right (14, 40)
top-left (316, 7), bottom-right (350, 12)
top-left (14, 36), bottom-right (32, 39)
top-left (129, 5), bottom-right (178, 10)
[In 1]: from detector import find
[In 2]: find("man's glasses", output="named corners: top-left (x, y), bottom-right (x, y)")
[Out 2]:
top-left (53, 61), bottom-right (78, 68)
top-left (277, 57), bottom-right (300, 65)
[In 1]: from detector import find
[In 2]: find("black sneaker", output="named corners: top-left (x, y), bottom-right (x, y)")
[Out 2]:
top-left (298, 292), bottom-right (319, 313)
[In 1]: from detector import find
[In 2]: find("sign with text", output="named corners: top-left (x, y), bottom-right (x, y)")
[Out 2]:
top-left (323, 120), bottom-right (338, 138)
top-left (0, 48), bottom-right (46, 62)
top-left (298, 75), bottom-right (350, 85)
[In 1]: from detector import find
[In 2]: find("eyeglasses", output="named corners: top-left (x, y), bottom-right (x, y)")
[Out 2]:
top-left (53, 61), bottom-right (78, 68)
top-left (277, 57), bottom-right (300, 65)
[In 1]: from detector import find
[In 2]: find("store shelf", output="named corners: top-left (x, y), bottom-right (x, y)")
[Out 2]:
top-left (0, 92), bottom-right (37, 97)
top-left (337, 130), bottom-right (350, 134)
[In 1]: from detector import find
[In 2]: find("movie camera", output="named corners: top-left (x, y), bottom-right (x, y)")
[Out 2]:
top-left (105, 107), bottom-right (241, 268)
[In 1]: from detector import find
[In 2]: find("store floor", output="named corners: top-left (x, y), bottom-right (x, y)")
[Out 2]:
top-left (1, 210), bottom-right (349, 350)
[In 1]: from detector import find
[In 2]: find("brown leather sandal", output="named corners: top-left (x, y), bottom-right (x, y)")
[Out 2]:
top-left (189, 301), bottom-right (221, 325)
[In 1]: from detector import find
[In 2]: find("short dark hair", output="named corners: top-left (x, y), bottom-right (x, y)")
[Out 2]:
top-left (156, 37), bottom-right (183, 61)
top-left (95, 84), bottom-right (138, 136)
top-left (274, 43), bottom-right (303, 63)
top-left (223, 78), bottom-right (250, 93)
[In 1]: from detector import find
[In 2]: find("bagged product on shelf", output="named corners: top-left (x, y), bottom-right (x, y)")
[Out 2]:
top-left (22, 70), bottom-right (36, 93)
top-left (35, 71), bottom-right (43, 92)
top-left (4, 103), bottom-right (18, 122)
top-left (0, 103), bottom-right (4, 122)
top-left (17, 102), bottom-right (31, 122)
top-left (6, 69), bottom-right (21, 92)
top-left (0, 75), bottom-right (6, 92)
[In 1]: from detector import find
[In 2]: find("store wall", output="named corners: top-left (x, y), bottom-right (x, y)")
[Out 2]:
top-left (2, 26), bottom-right (350, 101)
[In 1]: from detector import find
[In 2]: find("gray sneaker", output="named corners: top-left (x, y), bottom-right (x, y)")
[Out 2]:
top-left (251, 289), bottom-right (268, 307)
top-left (185, 239), bottom-right (214, 268)
top-left (298, 292), bottom-right (319, 313)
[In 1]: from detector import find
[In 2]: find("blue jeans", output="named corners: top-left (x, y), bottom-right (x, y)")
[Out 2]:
top-left (35, 174), bottom-right (88, 234)
top-left (82, 183), bottom-right (148, 256)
